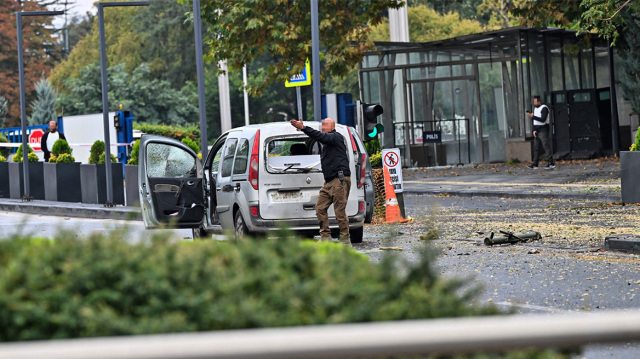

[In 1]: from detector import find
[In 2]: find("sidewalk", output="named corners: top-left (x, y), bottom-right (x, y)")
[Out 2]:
top-left (0, 198), bottom-right (140, 220)
top-left (402, 158), bottom-right (621, 202)
top-left (0, 159), bottom-right (622, 220)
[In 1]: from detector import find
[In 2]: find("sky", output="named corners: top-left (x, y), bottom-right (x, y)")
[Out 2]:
top-left (51, 0), bottom-right (96, 27)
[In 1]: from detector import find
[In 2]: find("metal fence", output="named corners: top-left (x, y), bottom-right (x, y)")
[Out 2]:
top-left (1, 310), bottom-right (640, 359)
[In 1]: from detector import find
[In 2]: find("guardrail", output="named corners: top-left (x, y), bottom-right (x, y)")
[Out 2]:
top-left (1, 310), bottom-right (639, 359)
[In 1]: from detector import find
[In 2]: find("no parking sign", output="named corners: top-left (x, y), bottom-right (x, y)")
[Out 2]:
top-left (382, 148), bottom-right (403, 193)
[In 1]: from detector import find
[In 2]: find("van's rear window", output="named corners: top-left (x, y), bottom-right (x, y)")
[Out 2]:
top-left (266, 137), bottom-right (322, 174)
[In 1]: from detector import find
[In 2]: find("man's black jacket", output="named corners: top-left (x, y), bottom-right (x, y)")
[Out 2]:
top-left (41, 131), bottom-right (67, 160)
top-left (301, 126), bottom-right (350, 182)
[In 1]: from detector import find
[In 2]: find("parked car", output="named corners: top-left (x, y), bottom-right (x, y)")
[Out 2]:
top-left (138, 122), bottom-right (368, 242)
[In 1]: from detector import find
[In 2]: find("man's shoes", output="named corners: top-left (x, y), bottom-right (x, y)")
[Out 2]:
top-left (544, 164), bottom-right (556, 169)
top-left (526, 164), bottom-right (538, 169)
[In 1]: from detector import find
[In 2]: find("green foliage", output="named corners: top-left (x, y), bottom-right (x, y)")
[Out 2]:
top-left (198, 0), bottom-right (404, 96)
top-left (0, 134), bottom-right (8, 158)
top-left (88, 140), bottom-right (105, 164)
top-left (506, 158), bottom-right (521, 165)
top-left (56, 63), bottom-right (198, 127)
top-left (98, 153), bottom-right (118, 165)
top-left (51, 139), bottom-right (72, 157)
top-left (127, 139), bottom-right (140, 165)
top-left (0, 230), bottom-right (502, 340)
top-left (133, 123), bottom-right (200, 141)
top-left (28, 76), bottom-right (58, 126)
top-left (631, 126), bottom-right (640, 151)
top-left (12, 144), bottom-right (38, 162)
top-left (511, 0), bottom-right (640, 44)
top-left (369, 5), bottom-right (485, 43)
top-left (181, 137), bottom-right (200, 155)
top-left (370, 152), bottom-right (382, 168)
top-left (365, 138), bottom-right (381, 155)
top-left (0, 154), bottom-right (6, 163)
top-left (55, 153), bottom-right (75, 164)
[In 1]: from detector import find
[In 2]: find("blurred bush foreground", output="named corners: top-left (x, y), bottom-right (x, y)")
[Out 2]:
top-left (0, 230), bottom-right (572, 358)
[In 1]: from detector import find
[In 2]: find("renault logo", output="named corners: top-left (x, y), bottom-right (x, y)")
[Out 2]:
top-left (306, 177), bottom-right (311, 184)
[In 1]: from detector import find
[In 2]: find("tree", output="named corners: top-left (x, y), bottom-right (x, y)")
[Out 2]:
top-left (28, 75), bottom-right (58, 126)
top-left (511, 0), bottom-right (640, 44)
top-left (0, 0), bottom-right (62, 128)
top-left (197, 0), bottom-right (404, 96)
top-left (408, 0), bottom-right (489, 23)
top-left (56, 62), bottom-right (198, 127)
top-left (369, 4), bottom-right (484, 43)
top-left (478, 0), bottom-right (526, 29)
top-left (0, 95), bottom-right (7, 128)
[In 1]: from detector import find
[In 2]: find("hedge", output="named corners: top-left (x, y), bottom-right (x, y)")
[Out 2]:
top-left (0, 230), bottom-right (573, 358)
top-left (133, 123), bottom-right (200, 141)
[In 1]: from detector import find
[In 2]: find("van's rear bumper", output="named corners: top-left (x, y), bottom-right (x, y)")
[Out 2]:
top-left (248, 212), bottom-right (365, 232)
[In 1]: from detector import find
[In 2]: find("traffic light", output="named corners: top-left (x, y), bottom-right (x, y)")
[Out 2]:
top-left (362, 102), bottom-right (384, 141)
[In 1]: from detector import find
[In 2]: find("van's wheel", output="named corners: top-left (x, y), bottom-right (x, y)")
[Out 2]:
top-left (192, 226), bottom-right (209, 239)
top-left (234, 211), bottom-right (249, 239)
top-left (349, 226), bottom-right (363, 243)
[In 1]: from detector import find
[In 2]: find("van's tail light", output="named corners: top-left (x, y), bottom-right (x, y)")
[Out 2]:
top-left (249, 130), bottom-right (260, 190)
top-left (250, 206), bottom-right (259, 217)
top-left (359, 201), bottom-right (365, 212)
top-left (358, 153), bottom-right (366, 188)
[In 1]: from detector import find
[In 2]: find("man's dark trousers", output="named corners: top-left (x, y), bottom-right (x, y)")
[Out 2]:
top-left (533, 129), bottom-right (554, 166)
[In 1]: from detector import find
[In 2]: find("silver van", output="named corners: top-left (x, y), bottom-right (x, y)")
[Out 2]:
top-left (138, 122), bottom-right (368, 242)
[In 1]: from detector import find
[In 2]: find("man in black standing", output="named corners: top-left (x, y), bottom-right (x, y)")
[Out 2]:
top-left (41, 120), bottom-right (66, 162)
top-left (527, 96), bottom-right (555, 169)
top-left (290, 117), bottom-right (352, 245)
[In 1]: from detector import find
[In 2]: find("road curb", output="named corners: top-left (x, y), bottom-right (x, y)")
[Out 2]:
top-left (0, 201), bottom-right (141, 220)
top-left (604, 234), bottom-right (640, 254)
top-left (403, 189), bottom-right (620, 202)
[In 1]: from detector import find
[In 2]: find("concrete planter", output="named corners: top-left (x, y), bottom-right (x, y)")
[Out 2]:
top-left (7, 161), bottom-right (45, 200)
top-left (80, 163), bottom-right (125, 205)
top-left (0, 162), bottom-right (9, 198)
top-left (620, 151), bottom-right (640, 203)
top-left (124, 164), bottom-right (139, 207)
top-left (44, 162), bottom-right (82, 202)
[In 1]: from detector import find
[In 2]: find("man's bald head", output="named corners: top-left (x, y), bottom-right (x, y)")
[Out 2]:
top-left (321, 118), bottom-right (335, 133)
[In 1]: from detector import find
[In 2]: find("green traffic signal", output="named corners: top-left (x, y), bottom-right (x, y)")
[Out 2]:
top-left (362, 102), bottom-right (384, 142)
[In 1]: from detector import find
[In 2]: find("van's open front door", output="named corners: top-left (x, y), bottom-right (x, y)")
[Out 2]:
top-left (138, 135), bottom-right (205, 229)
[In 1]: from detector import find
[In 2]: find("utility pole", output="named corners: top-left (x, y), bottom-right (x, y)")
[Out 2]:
top-left (310, 0), bottom-right (321, 122)
top-left (16, 9), bottom-right (64, 201)
top-left (192, 0), bottom-right (209, 160)
top-left (98, 1), bottom-right (149, 206)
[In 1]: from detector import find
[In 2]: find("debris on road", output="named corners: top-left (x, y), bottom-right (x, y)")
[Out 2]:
top-left (377, 247), bottom-right (404, 251)
top-left (484, 230), bottom-right (542, 246)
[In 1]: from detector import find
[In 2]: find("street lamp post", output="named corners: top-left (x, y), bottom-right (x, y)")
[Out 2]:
top-left (16, 10), bottom-right (64, 201)
top-left (192, 0), bottom-right (209, 161)
top-left (97, 1), bottom-right (149, 206)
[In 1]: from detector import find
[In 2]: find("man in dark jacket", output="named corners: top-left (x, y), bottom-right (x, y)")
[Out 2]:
top-left (527, 96), bottom-right (555, 169)
top-left (290, 118), bottom-right (351, 245)
top-left (41, 120), bottom-right (67, 162)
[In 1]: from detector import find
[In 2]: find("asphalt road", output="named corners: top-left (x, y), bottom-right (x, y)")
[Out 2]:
top-left (1, 194), bottom-right (639, 358)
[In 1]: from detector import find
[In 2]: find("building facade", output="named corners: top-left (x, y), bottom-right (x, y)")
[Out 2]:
top-left (359, 27), bottom-right (636, 167)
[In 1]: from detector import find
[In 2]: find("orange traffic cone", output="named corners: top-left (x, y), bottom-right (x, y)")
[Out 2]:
top-left (383, 165), bottom-right (408, 224)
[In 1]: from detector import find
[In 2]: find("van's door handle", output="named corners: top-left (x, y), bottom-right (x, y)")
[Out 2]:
top-left (303, 204), bottom-right (316, 210)
top-left (278, 187), bottom-right (301, 192)
top-left (221, 184), bottom-right (234, 192)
